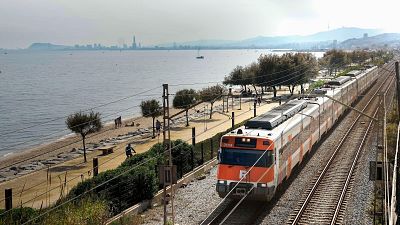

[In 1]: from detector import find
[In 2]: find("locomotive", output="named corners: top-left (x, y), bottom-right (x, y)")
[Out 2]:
top-left (216, 66), bottom-right (378, 200)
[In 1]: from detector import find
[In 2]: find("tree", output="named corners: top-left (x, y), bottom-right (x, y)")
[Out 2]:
top-left (288, 53), bottom-right (318, 94)
top-left (243, 62), bottom-right (260, 95)
top-left (66, 111), bottom-right (102, 163)
top-left (349, 50), bottom-right (370, 66)
top-left (258, 54), bottom-right (281, 97)
top-left (198, 85), bottom-right (225, 119)
top-left (224, 66), bottom-right (245, 90)
top-left (140, 99), bottom-right (162, 138)
top-left (173, 89), bottom-right (197, 126)
top-left (320, 50), bottom-right (349, 76)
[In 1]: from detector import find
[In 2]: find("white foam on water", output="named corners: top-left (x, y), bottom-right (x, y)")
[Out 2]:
top-left (2, 151), bottom-right (14, 158)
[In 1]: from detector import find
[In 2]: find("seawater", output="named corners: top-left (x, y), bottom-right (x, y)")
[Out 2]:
top-left (0, 49), bottom-right (323, 156)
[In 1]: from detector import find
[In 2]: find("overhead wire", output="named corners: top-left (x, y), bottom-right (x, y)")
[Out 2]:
top-left (202, 61), bottom-right (393, 224)
top-left (17, 98), bottom-right (272, 223)
top-left (0, 86), bottom-right (162, 138)
top-left (16, 59), bottom-right (382, 221)
top-left (5, 54), bottom-right (368, 210)
top-left (0, 54), bottom-right (390, 216)
top-left (0, 59), bottom-right (336, 210)
top-left (1, 59), bottom-right (315, 155)
top-left (1, 70), bottom-right (310, 171)
top-left (0, 96), bottom-right (249, 205)
top-left (10, 82), bottom-right (274, 219)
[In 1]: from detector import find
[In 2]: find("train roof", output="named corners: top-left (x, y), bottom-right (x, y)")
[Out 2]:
top-left (346, 70), bottom-right (361, 77)
top-left (244, 99), bottom-right (307, 130)
top-left (224, 66), bottom-right (377, 142)
top-left (228, 102), bottom-right (319, 140)
top-left (326, 76), bottom-right (352, 86)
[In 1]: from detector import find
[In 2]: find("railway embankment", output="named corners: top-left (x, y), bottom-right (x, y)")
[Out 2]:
top-left (139, 62), bottom-right (396, 225)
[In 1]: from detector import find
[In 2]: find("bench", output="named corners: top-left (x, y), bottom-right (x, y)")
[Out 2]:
top-left (98, 146), bottom-right (115, 155)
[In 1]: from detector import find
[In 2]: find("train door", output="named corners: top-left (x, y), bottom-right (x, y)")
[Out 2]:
top-left (273, 146), bottom-right (279, 188)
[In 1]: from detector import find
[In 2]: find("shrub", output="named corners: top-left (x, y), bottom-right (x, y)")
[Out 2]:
top-left (109, 214), bottom-right (143, 225)
top-left (43, 198), bottom-right (108, 225)
top-left (0, 198), bottom-right (108, 225)
top-left (67, 162), bottom-right (158, 216)
top-left (59, 120), bottom-right (248, 220)
top-left (0, 207), bottom-right (39, 225)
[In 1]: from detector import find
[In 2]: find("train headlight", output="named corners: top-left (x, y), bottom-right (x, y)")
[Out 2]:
top-left (260, 183), bottom-right (267, 188)
top-left (218, 180), bottom-right (225, 184)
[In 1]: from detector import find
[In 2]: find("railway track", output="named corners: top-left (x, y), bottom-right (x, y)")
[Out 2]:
top-left (200, 63), bottom-right (395, 225)
top-left (288, 64), bottom-right (395, 225)
top-left (201, 198), bottom-right (270, 225)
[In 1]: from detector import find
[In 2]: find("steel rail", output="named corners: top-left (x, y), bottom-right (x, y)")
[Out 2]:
top-left (290, 64), bottom-right (394, 225)
top-left (331, 75), bottom-right (395, 224)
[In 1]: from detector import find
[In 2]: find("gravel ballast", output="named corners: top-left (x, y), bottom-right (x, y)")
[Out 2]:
top-left (142, 167), bottom-right (221, 225)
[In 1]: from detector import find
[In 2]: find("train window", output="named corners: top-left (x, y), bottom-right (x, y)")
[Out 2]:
top-left (220, 148), bottom-right (273, 167)
top-left (222, 138), bottom-right (229, 143)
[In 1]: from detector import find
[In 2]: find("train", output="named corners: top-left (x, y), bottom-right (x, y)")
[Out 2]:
top-left (216, 65), bottom-right (378, 200)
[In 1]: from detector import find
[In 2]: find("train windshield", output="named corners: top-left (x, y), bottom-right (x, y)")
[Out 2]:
top-left (220, 148), bottom-right (273, 167)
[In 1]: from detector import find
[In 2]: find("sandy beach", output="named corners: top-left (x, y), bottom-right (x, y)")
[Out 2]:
top-left (0, 91), bottom-right (288, 209)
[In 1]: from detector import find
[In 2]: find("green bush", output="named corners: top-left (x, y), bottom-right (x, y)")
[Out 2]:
top-left (58, 120), bottom-right (248, 220)
top-left (109, 214), bottom-right (143, 225)
top-left (66, 161), bottom-right (159, 216)
top-left (308, 80), bottom-right (325, 91)
top-left (0, 207), bottom-right (39, 225)
top-left (0, 198), bottom-right (108, 225)
top-left (171, 139), bottom-right (195, 178)
top-left (43, 197), bottom-right (108, 225)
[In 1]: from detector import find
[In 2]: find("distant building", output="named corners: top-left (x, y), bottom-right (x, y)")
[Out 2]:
top-left (132, 36), bottom-right (137, 49)
top-left (363, 33), bottom-right (368, 39)
top-left (123, 44), bottom-right (128, 49)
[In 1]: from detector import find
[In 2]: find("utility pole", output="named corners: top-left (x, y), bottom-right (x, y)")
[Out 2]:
top-left (162, 84), bottom-right (175, 225)
top-left (395, 62), bottom-right (400, 115)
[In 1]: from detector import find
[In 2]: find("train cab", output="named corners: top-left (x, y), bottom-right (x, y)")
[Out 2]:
top-left (216, 133), bottom-right (275, 200)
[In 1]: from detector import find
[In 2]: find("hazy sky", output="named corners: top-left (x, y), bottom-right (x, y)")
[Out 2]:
top-left (1, 0), bottom-right (399, 48)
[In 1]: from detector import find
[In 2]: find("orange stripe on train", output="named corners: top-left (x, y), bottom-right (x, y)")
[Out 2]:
top-left (217, 164), bottom-right (274, 183)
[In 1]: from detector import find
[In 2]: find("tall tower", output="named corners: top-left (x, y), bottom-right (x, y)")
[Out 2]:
top-left (132, 36), bottom-right (137, 49)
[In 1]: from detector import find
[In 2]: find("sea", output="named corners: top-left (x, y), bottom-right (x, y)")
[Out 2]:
top-left (0, 49), bottom-right (324, 157)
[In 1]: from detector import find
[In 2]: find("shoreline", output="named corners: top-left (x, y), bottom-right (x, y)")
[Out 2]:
top-left (0, 114), bottom-right (139, 159)
top-left (0, 89), bottom-right (292, 209)
top-left (0, 111), bottom-right (166, 181)
top-left (0, 98), bottom-right (236, 182)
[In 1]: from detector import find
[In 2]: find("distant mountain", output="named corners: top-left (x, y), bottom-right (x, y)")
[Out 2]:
top-left (340, 33), bottom-right (400, 49)
top-left (159, 27), bottom-right (382, 49)
top-left (28, 43), bottom-right (72, 50)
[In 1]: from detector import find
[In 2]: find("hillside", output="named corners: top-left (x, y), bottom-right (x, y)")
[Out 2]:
top-left (340, 33), bottom-right (400, 49)
top-left (159, 27), bottom-right (382, 48)
top-left (28, 43), bottom-right (71, 50)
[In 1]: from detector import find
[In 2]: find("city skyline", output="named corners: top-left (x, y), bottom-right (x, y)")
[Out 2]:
top-left (1, 0), bottom-right (400, 48)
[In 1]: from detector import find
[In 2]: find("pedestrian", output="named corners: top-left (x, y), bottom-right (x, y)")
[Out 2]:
top-left (156, 120), bottom-right (161, 137)
top-left (125, 143), bottom-right (136, 158)
top-left (257, 96), bottom-right (261, 106)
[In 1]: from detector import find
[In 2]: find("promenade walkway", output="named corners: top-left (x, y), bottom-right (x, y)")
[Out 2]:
top-left (0, 98), bottom-right (279, 209)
